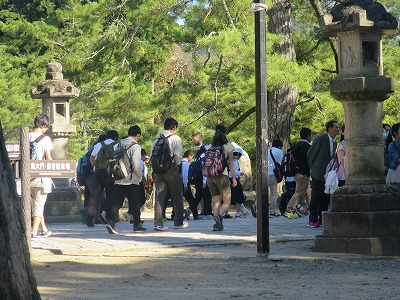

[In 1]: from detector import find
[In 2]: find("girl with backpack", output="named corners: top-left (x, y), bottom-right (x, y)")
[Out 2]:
top-left (204, 124), bottom-right (237, 231)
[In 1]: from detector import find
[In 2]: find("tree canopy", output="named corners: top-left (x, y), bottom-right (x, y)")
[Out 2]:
top-left (0, 0), bottom-right (399, 162)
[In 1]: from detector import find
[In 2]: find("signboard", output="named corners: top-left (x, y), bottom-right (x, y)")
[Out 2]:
top-left (30, 160), bottom-right (77, 178)
top-left (6, 142), bottom-right (21, 160)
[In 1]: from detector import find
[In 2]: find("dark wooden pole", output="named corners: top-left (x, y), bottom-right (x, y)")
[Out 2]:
top-left (20, 127), bottom-right (31, 252)
top-left (254, 1), bottom-right (269, 254)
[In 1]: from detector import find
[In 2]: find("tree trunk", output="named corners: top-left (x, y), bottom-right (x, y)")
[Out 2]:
top-left (0, 123), bottom-right (41, 299)
top-left (267, 0), bottom-right (298, 150)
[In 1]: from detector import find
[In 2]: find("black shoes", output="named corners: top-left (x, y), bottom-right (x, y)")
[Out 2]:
top-left (80, 209), bottom-right (95, 227)
top-left (250, 204), bottom-right (257, 218)
top-left (106, 221), bottom-right (118, 234)
top-left (134, 224), bottom-right (147, 232)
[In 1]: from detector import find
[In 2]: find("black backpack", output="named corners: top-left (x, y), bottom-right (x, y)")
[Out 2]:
top-left (107, 142), bottom-right (135, 180)
top-left (150, 134), bottom-right (174, 175)
top-left (188, 157), bottom-right (203, 184)
top-left (283, 146), bottom-right (299, 177)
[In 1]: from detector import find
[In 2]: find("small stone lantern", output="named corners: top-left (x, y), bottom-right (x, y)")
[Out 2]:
top-left (315, 0), bottom-right (400, 256)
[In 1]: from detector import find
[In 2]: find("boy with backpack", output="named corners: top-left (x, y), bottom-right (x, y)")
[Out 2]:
top-left (150, 117), bottom-right (188, 231)
top-left (80, 130), bottom-right (119, 227)
top-left (77, 134), bottom-right (106, 210)
top-left (284, 127), bottom-right (312, 219)
top-left (30, 114), bottom-right (54, 241)
top-left (106, 125), bottom-right (146, 233)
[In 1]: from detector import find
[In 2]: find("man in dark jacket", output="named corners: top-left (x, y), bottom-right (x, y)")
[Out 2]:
top-left (283, 128), bottom-right (312, 219)
top-left (307, 120), bottom-right (339, 228)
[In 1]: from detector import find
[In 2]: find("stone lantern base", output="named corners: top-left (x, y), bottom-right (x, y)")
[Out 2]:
top-left (314, 185), bottom-right (400, 256)
top-left (44, 179), bottom-right (83, 223)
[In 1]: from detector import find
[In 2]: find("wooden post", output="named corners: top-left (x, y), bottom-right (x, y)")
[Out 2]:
top-left (20, 127), bottom-right (31, 252)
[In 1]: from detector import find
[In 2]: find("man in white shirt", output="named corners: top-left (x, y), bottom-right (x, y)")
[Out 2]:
top-left (81, 130), bottom-right (119, 227)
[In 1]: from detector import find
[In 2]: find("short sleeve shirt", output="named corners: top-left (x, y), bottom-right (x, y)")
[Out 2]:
top-left (222, 142), bottom-right (235, 176)
top-left (29, 132), bottom-right (53, 160)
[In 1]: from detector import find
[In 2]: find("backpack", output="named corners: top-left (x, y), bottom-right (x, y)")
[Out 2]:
top-left (283, 146), bottom-right (299, 177)
top-left (188, 157), bottom-right (203, 184)
top-left (95, 141), bottom-right (117, 170)
top-left (201, 145), bottom-right (227, 177)
top-left (30, 134), bottom-right (46, 160)
top-left (76, 146), bottom-right (94, 186)
top-left (106, 142), bottom-right (135, 180)
top-left (150, 134), bottom-right (174, 175)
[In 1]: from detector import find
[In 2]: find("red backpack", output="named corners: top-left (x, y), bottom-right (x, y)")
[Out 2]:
top-left (201, 145), bottom-right (227, 177)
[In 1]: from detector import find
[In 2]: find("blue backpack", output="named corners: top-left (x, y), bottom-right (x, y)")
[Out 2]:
top-left (76, 146), bottom-right (94, 186)
top-left (30, 134), bottom-right (46, 160)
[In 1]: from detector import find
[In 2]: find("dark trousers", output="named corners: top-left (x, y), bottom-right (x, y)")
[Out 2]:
top-left (190, 183), bottom-right (212, 217)
top-left (183, 185), bottom-right (195, 206)
top-left (154, 168), bottom-right (184, 226)
top-left (139, 182), bottom-right (146, 208)
top-left (113, 184), bottom-right (141, 227)
top-left (85, 169), bottom-right (115, 220)
top-left (309, 179), bottom-right (330, 223)
top-left (162, 189), bottom-right (172, 219)
top-left (128, 182), bottom-right (146, 214)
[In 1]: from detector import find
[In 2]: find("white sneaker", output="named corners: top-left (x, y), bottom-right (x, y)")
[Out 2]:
top-left (234, 213), bottom-right (246, 219)
top-left (174, 221), bottom-right (189, 229)
top-left (31, 234), bottom-right (44, 241)
top-left (40, 230), bottom-right (52, 238)
top-left (154, 225), bottom-right (169, 231)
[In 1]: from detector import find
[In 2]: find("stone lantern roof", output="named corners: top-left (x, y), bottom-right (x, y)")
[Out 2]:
top-left (30, 62), bottom-right (80, 99)
top-left (320, 0), bottom-right (398, 36)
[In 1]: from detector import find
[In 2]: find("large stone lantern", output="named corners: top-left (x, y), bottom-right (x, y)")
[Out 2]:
top-left (315, 0), bottom-right (400, 255)
top-left (30, 62), bottom-right (82, 222)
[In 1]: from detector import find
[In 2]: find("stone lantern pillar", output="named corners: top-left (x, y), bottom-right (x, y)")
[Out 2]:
top-left (31, 62), bottom-right (79, 157)
top-left (314, 0), bottom-right (400, 255)
top-left (30, 62), bottom-right (82, 222)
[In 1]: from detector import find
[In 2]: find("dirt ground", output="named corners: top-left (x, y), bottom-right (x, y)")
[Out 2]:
top-left (32, 241), bottom-right (400, 300)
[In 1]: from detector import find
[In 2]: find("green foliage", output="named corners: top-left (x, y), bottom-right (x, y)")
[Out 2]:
top-left (0, 0), bottom-right (399, 164)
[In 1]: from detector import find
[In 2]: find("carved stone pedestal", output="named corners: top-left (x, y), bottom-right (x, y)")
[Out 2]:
top-left (315, 185), bottom-right (400, 256)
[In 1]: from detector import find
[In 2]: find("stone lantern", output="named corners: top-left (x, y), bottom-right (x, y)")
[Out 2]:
top-left (30, 62), bottom-right (79, 159)
top-left (315, 0), bottom-right (400, 255)
top-left (30, 62), bottom-right (82, 222)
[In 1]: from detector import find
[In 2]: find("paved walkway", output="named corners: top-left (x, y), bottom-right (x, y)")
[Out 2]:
top-left (31, 209), bottom-right (339, 260)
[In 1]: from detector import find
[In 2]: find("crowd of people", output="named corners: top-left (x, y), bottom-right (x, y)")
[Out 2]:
top-left (29, 114), bottom-right (400, 240)
top-left (252, 120), bottom-right (400, 229)
top-left (77, 118), bottom-right (249, 234)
